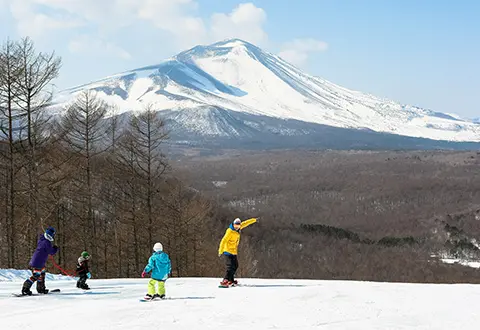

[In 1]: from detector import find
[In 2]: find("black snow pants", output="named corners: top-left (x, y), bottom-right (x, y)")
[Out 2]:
top-left (223, 254), bottom-right (238, 282)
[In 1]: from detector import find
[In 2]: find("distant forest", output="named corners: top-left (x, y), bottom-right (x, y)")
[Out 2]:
top-left (2, 37), bottom-right (480, 283)
top-left (176, 149), bottom-right (480, 283)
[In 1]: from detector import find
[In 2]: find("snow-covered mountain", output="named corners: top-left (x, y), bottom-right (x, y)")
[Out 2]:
top-left (57, 39), bottom-right (480, 148)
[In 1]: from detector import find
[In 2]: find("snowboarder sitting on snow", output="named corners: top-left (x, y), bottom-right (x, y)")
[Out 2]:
top-left (141, 242), bottom-right (172, 300)
top-left (76, 251), bottom-right (92, 290)
top-left (21, 226), bottom-right (59, 295)
top-left (218, 217), bottom-right (257, 287)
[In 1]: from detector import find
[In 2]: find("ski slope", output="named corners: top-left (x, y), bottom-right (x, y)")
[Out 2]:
top-left (1, 275), bottom-right (480, 329)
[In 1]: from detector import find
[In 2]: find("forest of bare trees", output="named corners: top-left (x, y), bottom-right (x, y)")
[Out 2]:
top-left (178, 150), bottom-right (480, 283)
top-left (0, 37), bottom-right (227, 278)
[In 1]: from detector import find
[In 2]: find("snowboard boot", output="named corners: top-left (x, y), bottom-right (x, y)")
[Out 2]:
top-left (144, 294), bottom-right (153, 300)
top-left (80, 283), bottom-right (90, 290)
top-left (77, 276), bottom-right (89, 290)
top-left (22, 280), bottom-right (33, 296)
top-left (37, 281), bottom-right (49, 294)
top-left (219, 279), bottom-right (230, 287)
top-left (153, 294), bottom-right (166, 300)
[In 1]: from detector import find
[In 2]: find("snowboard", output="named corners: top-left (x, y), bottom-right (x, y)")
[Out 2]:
top-left (139, 296), bottom-right (167, 302)
top-left (218, 283), bottom-right (238, 288)
top-left (12, 289), bottom-right (61, 297)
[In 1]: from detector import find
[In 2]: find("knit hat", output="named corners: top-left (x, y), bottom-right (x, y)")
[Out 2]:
top-left (233, 218), bottom-right (241, 225)
top-left (153, 242), bottom-right (163, 252)
top-left (44, 226), bottom-right (56, 241)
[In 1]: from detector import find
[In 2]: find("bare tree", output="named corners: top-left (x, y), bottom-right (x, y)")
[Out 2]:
top-left (162, 178), bottom-right (212, 276)
top-left (58, 90), bottom-right (110, 264)
top-left (0, 39), bottom-right (21, 267)
top-left (98, 108), bottom-right (122, 277)
top-left (13, 37), bottom-right (61, 251)
top-left (129, 105), bottom-right (169, 248)
top-left (115, 132), bottom-right (143, 275)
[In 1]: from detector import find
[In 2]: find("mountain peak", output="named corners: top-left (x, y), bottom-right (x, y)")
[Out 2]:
top-left (210, 38), bottom-right (255, 48)
top-left (174, 38), bottom-right (261, 63)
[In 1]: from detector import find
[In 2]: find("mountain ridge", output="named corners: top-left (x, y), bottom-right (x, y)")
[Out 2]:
top-left (55, 38), bottom-right (480, 147)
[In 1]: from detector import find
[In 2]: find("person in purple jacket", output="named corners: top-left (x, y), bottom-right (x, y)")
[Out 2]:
top-left (21, 226), bottom-right (59, 295)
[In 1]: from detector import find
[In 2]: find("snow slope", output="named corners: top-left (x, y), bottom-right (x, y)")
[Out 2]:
top-left (0, 269), bottom-right (72, 282)
top-left (2, 276), bottom-right (480, 329)
top-left (57, 39), bottom-right (480, 143)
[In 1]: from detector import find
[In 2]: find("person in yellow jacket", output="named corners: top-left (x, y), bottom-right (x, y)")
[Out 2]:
top-left (218, 217), bottom-right (257, 287)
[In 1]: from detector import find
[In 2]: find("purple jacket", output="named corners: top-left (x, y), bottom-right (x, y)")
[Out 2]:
top-left (29, 234), bottom-right (58, 269)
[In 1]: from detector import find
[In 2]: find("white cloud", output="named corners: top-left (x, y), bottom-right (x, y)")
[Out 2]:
top-left (4, 1), bottom-right (328, 66)
top-left (8, 0), bottom-right (84, 38)
top-left (136, 0), bottom-right (207, 48)
top-left (5, 1), bottom-right (271, 52)
top-left (278, 38), bottom-right (329, 67)
top-left (210, 3), bottom-right (268, 46)
top-left (68, 35), bottom-right (131, 60)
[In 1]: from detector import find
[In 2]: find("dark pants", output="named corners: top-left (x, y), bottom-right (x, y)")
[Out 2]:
top-left (224, 254), bottom-right (238, 282)
top-left (77, 275), bottom-right (88, 288)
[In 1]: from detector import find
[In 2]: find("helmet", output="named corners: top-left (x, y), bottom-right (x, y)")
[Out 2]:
top-left (153, 242), bottom-right (163, 252)
top-left (44, 226), bottom-right (56, 241)
top-left (81, 251), bottom-right (90, 260)
top-left (233, 218), bottom-right (241, 225)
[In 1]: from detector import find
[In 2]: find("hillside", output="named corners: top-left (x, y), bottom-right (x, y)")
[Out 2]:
top-left (176, 149), bottom-right (480, 282)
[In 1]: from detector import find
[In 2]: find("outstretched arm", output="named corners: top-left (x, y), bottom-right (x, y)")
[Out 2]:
top-left (240, 218), bottom-right (257, 229)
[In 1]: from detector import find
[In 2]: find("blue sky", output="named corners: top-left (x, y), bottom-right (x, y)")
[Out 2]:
top-left (0, 0), bottom-right (478, 118)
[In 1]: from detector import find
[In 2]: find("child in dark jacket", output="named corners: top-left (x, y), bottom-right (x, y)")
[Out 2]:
top-left (22, 226), bottom-right (59, 295)
top-left (76, 251), bottom-right (91, 290)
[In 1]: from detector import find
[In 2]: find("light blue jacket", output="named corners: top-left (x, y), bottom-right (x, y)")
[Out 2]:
top-left (144, 251), bottom-right (172, 281)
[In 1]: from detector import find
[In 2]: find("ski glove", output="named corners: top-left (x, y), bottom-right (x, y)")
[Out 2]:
top-left (141, 271), bottom-right (147, 278)
top-left (87, 272), bottom-right (92, 279)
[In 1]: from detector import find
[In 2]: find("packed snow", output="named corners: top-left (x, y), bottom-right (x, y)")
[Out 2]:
top-left (55, 39), bottom-right (480, 142)
top-left (441, 258), bottom-right (480, 268)
top-left (0, 269), bottom-right (72, 282)
top-left (2, 270), bottom-right (480, 329)
top-left (212, 181), bottom-right (228, 187)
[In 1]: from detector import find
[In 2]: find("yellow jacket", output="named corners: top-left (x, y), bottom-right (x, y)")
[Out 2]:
top-left (218, 218), bottom-right (257, 255)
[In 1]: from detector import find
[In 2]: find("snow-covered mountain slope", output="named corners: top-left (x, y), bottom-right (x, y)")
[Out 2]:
top-left (58, 39), bottom-right (480, 143)
top-left (3, 276), bottom-right (480, 329)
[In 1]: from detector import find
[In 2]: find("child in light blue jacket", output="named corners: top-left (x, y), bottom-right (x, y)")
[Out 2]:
top-left (142, 242), bottom-right (171, 300)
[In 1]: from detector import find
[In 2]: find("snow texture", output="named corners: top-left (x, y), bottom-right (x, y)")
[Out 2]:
top-left (2, 275), bottom-right (480, 329)
top-left (441, 258), bottom-right (480, 268)
top-left (55, 39), bottom-right (480, 142)
top-left (0, 269), bottom-right (73, 282)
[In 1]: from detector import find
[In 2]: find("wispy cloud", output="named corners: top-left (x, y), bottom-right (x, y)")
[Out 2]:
top-left (278, 38), bottom-right (329, 67)
top-left (8, 0), bottom-right (84, 38)
top-left (211, 3), bottom-right (268, 46)
top-left (68, 35), bottom-right (131, 60)
top-left (3, 1), bottom-right (327, 66)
